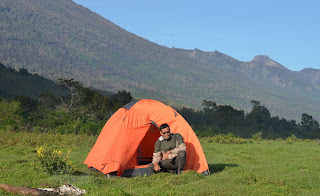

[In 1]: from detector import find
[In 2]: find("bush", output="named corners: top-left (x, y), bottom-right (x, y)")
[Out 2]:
top-left (252, 132), bottom-right (262, 141)
top-left (206, 134), bottom-right (248, 144)
top-left (285, 134), bottom-right (298, 144)
top-left (36, 146), bottom-right (75, 174)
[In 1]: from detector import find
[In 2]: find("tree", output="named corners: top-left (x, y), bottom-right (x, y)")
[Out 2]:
top-left (0, 98), bottom-right (22, 130)
top-left (203, 100), bottom-right (217, 111)
top-left (112, 90), bottom-right (132, 108)
top-left (202, 100), bottom-right (217, 126)
top-left (177, 107), bottom-right (203, 126)
top-left (300, 113), bottom-right (319, 132)
top-left (214, 105), bottom-right (245, 130)
top-left (38, 92), bottom-right (57, 110)
top-left (250, 100), bottom-right (260, 107)
top-left (86, 92), bottom-right (114, 120)
top-left (18, 68), bottom-right (30, 75)
top-left (245, 101), bottom-right (272, 137)
top-left (58, 78), bottom-right (85, 109)
top-left (13, 96), bottom-right (38, 117)
top-left (246, 100), bottom-right (271, 124)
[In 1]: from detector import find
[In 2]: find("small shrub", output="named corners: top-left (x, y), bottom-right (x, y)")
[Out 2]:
top-left (285, 134), bottom-right (298, 144)
top-left (227, 132), bottom-right (235, 138)
top-left (252, 132), bottom-right (262, 141)
top-left (206, 136), bottom-right (214, 143)
top-left (286, 139), bottom-right (293, 144)
top-left (36, 146), bottom-right (75, 174)
top-left (304, 139), bottom-right (312, 142)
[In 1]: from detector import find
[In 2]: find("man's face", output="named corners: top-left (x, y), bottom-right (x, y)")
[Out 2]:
top-left (160, 127), bottom-right (171, 140)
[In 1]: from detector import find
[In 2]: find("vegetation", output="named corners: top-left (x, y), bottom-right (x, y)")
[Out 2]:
top-left (0, 78), bottom-right (132, 135)
top-left (0, 63), bottom-right (67, 100)
top-left (0, 68), bottom-right (319, 194)
top-left (178, 100), bottom-right (320, 139)
top-left (36, 146), bottom-right (75, 175)
top-left (1, 1), bottom-right (319, 194)
top-left (0, 0), bottom-right (320, 121)
top-left (1, 130), bottom-right (320, 195)
top-left (1, 75), bottom-right (319, 138)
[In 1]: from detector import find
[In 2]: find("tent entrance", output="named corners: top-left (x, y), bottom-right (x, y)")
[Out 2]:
top-left (121, 123), bottom-right (160, 177)
top-left (137, 123), bottom-right (160, 165)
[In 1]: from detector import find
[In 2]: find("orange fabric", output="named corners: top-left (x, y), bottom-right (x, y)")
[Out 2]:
top-left (84, 99), bottom-right (209, 176)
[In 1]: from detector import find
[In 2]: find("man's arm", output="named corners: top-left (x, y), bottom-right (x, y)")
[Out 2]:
top-left (152, 140), bottom-right (162, 171)
top-left (152, 140), bottom-right (161, 161)
top-left (171, 133), bottom-right (186, 154)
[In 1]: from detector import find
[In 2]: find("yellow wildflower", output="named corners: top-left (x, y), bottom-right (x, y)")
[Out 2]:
top-left (37, 146), bottom-right (44, 157)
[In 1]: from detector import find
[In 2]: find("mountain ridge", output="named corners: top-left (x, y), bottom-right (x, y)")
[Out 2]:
top-left (251, 55), bottom-right (286, 69)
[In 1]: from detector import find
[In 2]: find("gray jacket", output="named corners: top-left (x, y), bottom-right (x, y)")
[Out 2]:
top-left (152, 133), bottom-right (186, 163)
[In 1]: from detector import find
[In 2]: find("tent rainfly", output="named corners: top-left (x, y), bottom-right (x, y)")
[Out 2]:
top-left (84, 99), bottom-right (209, 177)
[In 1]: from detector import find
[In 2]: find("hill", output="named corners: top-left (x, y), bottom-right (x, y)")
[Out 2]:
top-left (0, 0), bottom-right (319, 120)
top-left (295, 68), bottom-right (320, 89)
top-left (0, 62), bottom-right (66, 100)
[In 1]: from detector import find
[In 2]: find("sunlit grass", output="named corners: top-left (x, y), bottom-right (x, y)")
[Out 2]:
top-left (1, 130), bottom-right (320, 195)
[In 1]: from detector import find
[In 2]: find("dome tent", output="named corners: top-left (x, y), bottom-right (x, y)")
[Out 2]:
top-left (84, 99), bottom-right (209, 177)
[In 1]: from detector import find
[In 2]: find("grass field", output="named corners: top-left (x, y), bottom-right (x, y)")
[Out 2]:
top-left (1, 130), bottom-right (320, 195)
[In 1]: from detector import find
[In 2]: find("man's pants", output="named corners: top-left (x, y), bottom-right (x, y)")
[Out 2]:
top-left (149, 151), bottom-right (186, 174)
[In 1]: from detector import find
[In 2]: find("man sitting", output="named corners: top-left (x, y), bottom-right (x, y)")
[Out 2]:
top-left (149, 123), bottom-right (186, 174)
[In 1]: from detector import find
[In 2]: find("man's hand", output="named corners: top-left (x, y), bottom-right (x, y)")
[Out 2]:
top-left (163, 150), bottom-right (172, 160)
top-left (153, 162), bottom-right (160, 171)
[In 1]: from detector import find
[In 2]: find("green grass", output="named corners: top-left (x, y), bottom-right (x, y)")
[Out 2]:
top-left (1, 130), bottom-right (320, 195)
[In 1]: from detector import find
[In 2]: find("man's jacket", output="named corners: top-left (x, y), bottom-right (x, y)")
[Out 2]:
top-left (152, 133), bottom-right (186, 163)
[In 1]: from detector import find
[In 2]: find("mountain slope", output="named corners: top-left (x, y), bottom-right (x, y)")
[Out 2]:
top-left (0, 0), bottom-right (319, 120)
top-left (0, 63), bottom-right (66, 99)
top-left (296, 68), bottom-right (320, 90)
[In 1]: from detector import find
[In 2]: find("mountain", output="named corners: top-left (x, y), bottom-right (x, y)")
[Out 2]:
top-left (0, 63), bottom-right (66, 99)
top-left (251, 55), bottom-right (284, 68)
top-left (296, 68), bottom-right (320, 90)
top-left (0, 0), bottom-right (319, 120)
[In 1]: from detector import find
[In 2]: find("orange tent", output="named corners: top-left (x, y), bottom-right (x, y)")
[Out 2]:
top-left (84, 99), bottom-right (209, 176)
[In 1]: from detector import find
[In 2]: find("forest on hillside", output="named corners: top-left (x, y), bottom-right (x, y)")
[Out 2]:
top-left (0, 63), bottom-right (67, 99)
top-left (1, 76), bottom-right (319, 139)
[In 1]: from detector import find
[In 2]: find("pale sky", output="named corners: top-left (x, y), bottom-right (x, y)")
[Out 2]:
top-left (73, 0), bottom-right (320, 71)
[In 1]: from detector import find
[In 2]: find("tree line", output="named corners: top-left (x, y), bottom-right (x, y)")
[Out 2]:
top-left (1, 78), bottom-right (319, 139)
top-left (177, 100), bottom-right (320, 139)
top-left (0, 78), bottom-right (132, 135)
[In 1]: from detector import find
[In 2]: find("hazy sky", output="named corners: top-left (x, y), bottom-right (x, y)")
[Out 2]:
top-left (73, 0), bottom-right (320, 71)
